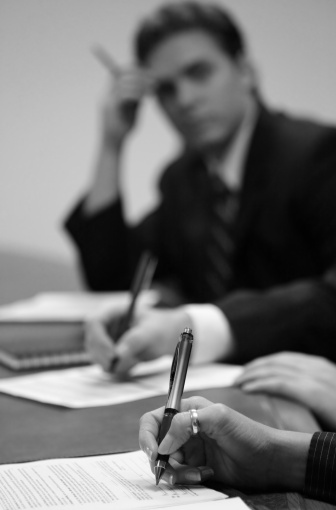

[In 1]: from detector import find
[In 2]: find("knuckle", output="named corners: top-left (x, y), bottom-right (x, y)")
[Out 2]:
top-left (212, 403), bottom-right (228, 420)
top-left (138, 413), bottom-right (149, 427)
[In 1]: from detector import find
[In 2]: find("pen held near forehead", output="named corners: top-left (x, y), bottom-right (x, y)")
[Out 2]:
top-left (92, 44), bottom-right (120, 77)
top-left (92, 44), bottom-right (140, 120)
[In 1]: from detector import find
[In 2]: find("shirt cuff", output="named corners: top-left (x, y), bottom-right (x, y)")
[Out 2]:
top-left (182, 304), bottom-right (234, 364)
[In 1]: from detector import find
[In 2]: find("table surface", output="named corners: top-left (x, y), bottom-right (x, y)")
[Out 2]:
top-left (0, 364), bottom-right (335, 509)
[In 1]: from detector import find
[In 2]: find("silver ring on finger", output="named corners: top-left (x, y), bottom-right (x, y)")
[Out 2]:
top-left (189, 408), bottom-right (200, 436)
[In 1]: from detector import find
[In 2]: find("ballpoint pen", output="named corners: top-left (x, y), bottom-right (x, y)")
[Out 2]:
top-left (92, 44), bottom-right (139, 120)
top-left (115, 250), bottom-right (157, 339)
top-left (154, 327), bottom-right (193, 485)
top-left (109, 251), bottom-right (157, 371)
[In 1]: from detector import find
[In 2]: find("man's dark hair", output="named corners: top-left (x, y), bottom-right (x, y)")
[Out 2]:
top-left (134, 1), bottom-right (245, 64)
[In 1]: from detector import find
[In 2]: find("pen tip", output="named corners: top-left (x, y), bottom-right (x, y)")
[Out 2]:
top-left (155, 466), bottom-right (164, 485)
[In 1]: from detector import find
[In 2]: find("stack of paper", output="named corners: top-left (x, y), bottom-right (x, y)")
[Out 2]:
top-left (0, 450), bottom-right (249, 510)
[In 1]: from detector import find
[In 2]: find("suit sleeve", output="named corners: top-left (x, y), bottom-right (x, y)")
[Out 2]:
top-left (218, 132), bottom-right (336, 364)
top-left (64, 194), bottom-right (169, 291)
top-left (304, 432), bottom-right (336, 504)
top-left (64, 198), bottom-right (134, 290)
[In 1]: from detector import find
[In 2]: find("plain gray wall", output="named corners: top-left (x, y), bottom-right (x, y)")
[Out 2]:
top-left (1, 0), bottom-right (336, 266)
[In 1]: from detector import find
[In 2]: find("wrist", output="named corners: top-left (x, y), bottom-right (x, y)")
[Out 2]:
top-left (101, 133), bottom-right (124, 154)
top-left (84, 144), bottom-right (121, 215)
top-left (269, 429), bottom-right (312, 491)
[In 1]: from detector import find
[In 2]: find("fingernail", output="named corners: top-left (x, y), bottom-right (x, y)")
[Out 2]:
top-left (185, 470), bottom-right (202, 483)
top-left (168, 474), bottom-right (175, 485)
top-left (146, 447), bottom-right (153, 461)
top-left (199, 467), bottom-right (214, 480)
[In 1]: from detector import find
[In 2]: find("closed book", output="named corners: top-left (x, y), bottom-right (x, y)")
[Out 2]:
top-left (0, 320), bottom-right (88, 370)
top-left (0, 291), bottom-right (158, 371)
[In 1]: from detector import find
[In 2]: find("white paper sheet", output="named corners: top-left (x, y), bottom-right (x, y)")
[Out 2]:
top-left (0, 450), bottom-right (228, 510)
top-left (0, 291), bottom-right (159, 322)
top-left (155, 499), bottom-right (250, 509)
top-left (0, 360), bottom-right (243, 408)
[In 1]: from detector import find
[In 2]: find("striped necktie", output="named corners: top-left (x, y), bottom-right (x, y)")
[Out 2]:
top-left (204, 173), bottom-right (240, 301)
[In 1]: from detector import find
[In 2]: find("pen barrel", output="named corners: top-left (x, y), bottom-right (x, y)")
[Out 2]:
top-left (158, 409), bottom-right (178, 444)
top-left (156, 408), bottom-right (178, 464)
top-left (166, 331), bottom-right (193, 410)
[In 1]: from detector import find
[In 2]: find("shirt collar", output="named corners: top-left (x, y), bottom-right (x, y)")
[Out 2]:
top-left (205, 98), bottom-right (259, 191)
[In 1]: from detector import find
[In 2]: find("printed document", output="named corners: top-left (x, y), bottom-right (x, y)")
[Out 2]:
top-left (0, 450), bottom-right (228, 510)
top-left (0, 290), bottom-right (159, 322)
top-left (0, 359), bottom-right (243, 408)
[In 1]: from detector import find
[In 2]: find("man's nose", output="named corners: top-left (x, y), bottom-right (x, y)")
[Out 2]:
top-left (175, 81), bottom-right (199, 111)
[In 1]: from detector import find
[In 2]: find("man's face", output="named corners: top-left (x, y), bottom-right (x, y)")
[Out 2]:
top-left (145, 30), bottom-right (254, 151)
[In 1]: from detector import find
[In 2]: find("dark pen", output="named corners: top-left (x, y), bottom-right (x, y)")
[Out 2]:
top-left (154, 327), bottom-right (193, 485)
top-left (115, 251), bottom-right (157, 339)
top-left (109, 251), bottom-right (158, 371)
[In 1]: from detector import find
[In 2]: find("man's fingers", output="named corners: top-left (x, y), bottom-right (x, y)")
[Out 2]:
top-left (112, 326), bottom-right (151, 374)
top-left (240, 375), bottom-right (309, 403)
top-left (236, 364), bottom-right (296, 386)
top-left (85, 320), bottom-right (115, 371)
top-left (240, 352), bottom-right (315, 376)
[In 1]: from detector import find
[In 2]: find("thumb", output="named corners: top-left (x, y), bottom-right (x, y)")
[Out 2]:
top-left (113, 326), bottom-right (146, 374)
top-left (85, 320), bottom-right (116, 372)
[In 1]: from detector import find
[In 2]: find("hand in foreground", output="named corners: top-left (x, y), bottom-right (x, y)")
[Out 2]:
top-left (85, 307), bottom-right (190, 374)
top-left (139, 396), bottom-right (311, 491)
top-left (235, 352), bottom-right (336, 429)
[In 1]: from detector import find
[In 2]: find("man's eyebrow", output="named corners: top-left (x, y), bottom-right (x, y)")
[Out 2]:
top-left (155, 59), bottom-right (210, 82)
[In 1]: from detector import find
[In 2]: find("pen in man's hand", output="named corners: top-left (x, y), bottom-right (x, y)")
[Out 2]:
top-left (117, 251), bottom-right (157, 338)
top-left (155, 327), bottom-right (193, 485)
top-left (109, 251), bottom-right (157, 371)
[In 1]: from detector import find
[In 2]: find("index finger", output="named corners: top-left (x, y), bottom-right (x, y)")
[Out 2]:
top-left (138, 397), bottom-right (213, 458)
top-left (139, 406), bottom-right (165, 460)
top-left (243, 352), bottom-right (304, 371)
top-left (84, 319), bottom-right (116, 371)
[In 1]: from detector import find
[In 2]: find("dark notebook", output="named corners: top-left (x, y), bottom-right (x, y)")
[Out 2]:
top-left (0, 320), bottom-right (89, 370)
top-left (0, 291), bottom-right (158, 371)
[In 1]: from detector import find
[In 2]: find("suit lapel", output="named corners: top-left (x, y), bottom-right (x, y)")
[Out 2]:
top-left (235, 106), bottom-right (278, 253)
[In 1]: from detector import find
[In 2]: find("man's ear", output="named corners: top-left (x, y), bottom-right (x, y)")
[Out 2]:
top-left (237, 55), bottom-right (260, 94)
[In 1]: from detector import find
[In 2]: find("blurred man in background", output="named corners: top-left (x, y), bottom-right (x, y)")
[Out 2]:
top-left (65, 2), bottom-right (336, 372)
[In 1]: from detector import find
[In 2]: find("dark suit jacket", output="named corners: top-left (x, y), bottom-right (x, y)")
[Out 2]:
top-left (304, 432), bottom-right (336, 505)
top-left (65, 106), bottom-right (336, 363)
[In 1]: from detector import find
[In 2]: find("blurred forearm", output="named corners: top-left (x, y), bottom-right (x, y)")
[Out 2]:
top-left (83, 141), bottom-right (122, 215)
